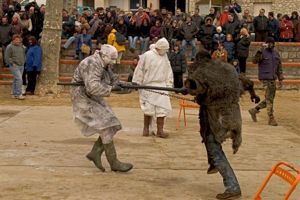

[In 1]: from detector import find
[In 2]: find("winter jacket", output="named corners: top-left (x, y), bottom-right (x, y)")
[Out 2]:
top-left (134, 12), bottom-right (150, 27)
top-left (279, 20), bottom-right (294, 39)
top-left (294, 21), bottom-right (300, 41)
top-left (199, 22), bottom-right (216, 45)
top-left (161, 25), bottom-right (173, 42)
top-left (192, 14), bottom-right (204, 29)
top-left (0, 23), bottom-right (13, 45)
top-left (150, 25), bottom-right (161, 40)
top-left (25, 45), bottom-right (42, 72)
top-left (169, 50), bottom-right (187, 73)
top-left (223, 20), bottom-right (240, 39)
top-left (127, 23), bottom-right (138, 37)
top-left (236, 36), bottom-right (251, 58)
top-left (213, 33), bottom-right (226, 44)
top-left (114, 23), bottom-right (128, 37)
top-left (224, 41), bottom-right (235, 62)
top-left (254, 48), bottom-right (283, 81)
top-left (219, 11), bottom-right (229, 27)
top-left (181, 21), bottom-right (198, 41)
top-left (268, 18), bottom-right (279, 40)
top-left (253, 15), bottom-right (268, 32)
top-left (228, 4), bottom-right (242, 20)
top-left (139, 24), bottom-right (151, 38)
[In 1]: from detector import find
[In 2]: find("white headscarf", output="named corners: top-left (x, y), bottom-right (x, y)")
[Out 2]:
top-left (155, 37), bottom-right (170, 50)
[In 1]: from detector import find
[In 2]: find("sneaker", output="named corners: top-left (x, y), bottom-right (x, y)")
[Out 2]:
top-left (16, 95), bottom-right (25, 100)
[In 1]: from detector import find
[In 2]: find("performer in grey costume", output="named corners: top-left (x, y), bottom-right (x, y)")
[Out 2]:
top-left (70, 44), bottom-right (133, 172)
top-left (185, 49), bottom-right (242, 199)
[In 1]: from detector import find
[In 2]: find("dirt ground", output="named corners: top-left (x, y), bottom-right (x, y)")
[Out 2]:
top-left (0, 89), bottom-right (299, 200)
top-left (0, 89), bottom-right (299, 135)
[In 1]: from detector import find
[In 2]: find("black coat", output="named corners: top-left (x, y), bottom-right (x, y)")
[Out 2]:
top-left (114, 23), bottom-right (128, 37)
top-left (236, 36), bottom-right (251, 58)
top-left (169, 51), bottom-right (187, 73)
top-left (223, 20), bottom-right (240, 39)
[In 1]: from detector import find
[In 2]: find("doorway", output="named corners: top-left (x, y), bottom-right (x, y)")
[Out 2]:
top-left (159, 0), bottom-right (186, 13)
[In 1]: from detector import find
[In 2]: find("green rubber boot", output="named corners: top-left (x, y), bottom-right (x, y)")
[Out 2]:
top-left (103, 141), bottom-right (133, 172)
top-left (86, 136), bottom-right (105, 172)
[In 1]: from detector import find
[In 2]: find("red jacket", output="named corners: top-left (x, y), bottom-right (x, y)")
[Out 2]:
top-left (219, 11), bottom-right (229, 27)
top-left (280, 20), bottom-right (294, 39)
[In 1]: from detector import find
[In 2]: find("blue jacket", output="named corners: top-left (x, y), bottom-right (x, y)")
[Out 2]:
top-left (224, 41), bottom-right (235, 61)
top-left (256, 48), bottom-right (282, 80)
top-left (25, 45), bottom-right (42, 72)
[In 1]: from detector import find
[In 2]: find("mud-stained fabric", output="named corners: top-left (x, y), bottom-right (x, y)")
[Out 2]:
top-left (188, 59), bottom-right (242, 151)
top-left (70, 52), bottom-right (122, 143)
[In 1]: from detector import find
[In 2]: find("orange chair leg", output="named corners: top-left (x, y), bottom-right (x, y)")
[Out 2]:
top-left (176, 106), bottom-right (183, 130)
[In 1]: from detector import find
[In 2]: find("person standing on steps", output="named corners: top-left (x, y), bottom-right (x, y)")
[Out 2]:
top-left (132, 37), bottom-right (173, 138)
top-left (249, 37), bottom-right (284, 126)
top-left (70, 44), bottom-right (133, 172)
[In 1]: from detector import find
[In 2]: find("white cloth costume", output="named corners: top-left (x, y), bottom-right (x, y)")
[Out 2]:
top-left (132, 38), bottom-right (174, 117)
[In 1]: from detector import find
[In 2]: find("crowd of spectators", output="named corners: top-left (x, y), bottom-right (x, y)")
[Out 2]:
top-left (1, 0), bottom-right (300, 90)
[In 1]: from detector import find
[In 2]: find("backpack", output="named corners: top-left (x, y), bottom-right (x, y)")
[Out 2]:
top-left (115, 32), bottom-right (126, 45)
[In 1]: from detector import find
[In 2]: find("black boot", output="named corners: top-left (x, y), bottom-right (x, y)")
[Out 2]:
top-left (143, 115), bottom-right (151, 136)
top-left (103, 141), bottom-right (133, 172)
top-left (86, 136), bottom-right (105, 172)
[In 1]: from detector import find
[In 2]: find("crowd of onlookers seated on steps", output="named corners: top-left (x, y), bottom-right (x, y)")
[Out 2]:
top-left (0, 0), bottom-right (299, 99)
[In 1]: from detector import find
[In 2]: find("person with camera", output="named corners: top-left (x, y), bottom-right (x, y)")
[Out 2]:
top-left (70, 44), bottom-right (133, 172)
top-left (249, 37), bottom-right (284, 126)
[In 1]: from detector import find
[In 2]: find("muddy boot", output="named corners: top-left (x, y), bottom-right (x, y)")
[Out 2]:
top-left (268, 115), bottom-right (278, 126)
top-left (248, 108), bottom-right (259, 122)
top-left (103, 141), bottom-right (133, 172)
top-left (86, 136), bottom-right (105, 172)
top-left (216, 191), bottom-right (242, 200)
top-left (143, 115), bottom-right (151, 136)
top-left (156, 117), bottom-right (169, 138)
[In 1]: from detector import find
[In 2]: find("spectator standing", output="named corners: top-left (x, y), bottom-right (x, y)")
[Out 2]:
top-left (267, 12), bottom-right (279, 41)
top-left (134, 7), bottom-right (150, 27)
top-left (228, 0), bottom-right (242, 21)
top-left (192, 8), bottom-right (204, 30)
top-left (150, 20), bottom-right (161, 43)
top-left (294, 19), bottom-right (300, 42)
top-left (25, 36), bottom-right (42, 95)
top-left (224, 33), bottom-right (235, 63)
top-left (139, 19), bottom-right (151, 53)
top-left (290, 11), bottom-right (299, 39)
top-left (0, 15), bottom-right (13, 67)
top-left (219, 6), bottom-right (230, 27)
top-left (279, 15), bottom-right (293, 42)
top-left (212, 26), bottom-right (225, 50)
top-left (76, 27), bottom-right (92, 61)
top-left (249, 37), bottom-right (283, 126)
top-left (181, 15), bottom-right (198, 61)
top-left (173, 8), bottom-right (184, 22)
top-left (205, 7), bottom-right (216, 21)
top-left (11, 15), bottom-right (23, 35)
top-left (236, 28), bottom-right (251, 74)
top-left (169, 43), bottom-right (186, 88)
top-left (223, 13), bottom-right (240, 41)
top-left (241, 9), bottom-right (254, 33)
top-left (5, 34), bottom-right (26, 100)
top-left (30, 6), bottom-right (43, 40)
top-left (253, 8), bottom-right (269, 42)
top-left (199, 17), bottom-right (215, 53)
top-left (104, 11), bottom-right (115, 26)
top-left (160, 19), bottom-right (173, 46)
top-left (170, 20), bottom-right (182, 49)
top-left (20, 13), bottom-right (32, 33)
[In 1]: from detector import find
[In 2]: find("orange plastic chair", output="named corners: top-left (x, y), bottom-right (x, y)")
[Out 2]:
top-left (176, 99), bottom-right (200, 130)
top-left (253, 161), bottom-right (300, 200)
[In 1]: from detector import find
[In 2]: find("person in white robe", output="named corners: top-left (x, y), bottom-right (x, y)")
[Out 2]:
top-left (132, 38), bottom-right (174, 138)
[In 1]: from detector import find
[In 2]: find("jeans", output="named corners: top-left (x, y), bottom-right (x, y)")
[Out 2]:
top-left (9, 64), bottom-right (24, 97)
top-left (64, 36), bottom-right (77, 49)
top-left (140, 37), bottom-right (149, 53)
top-left (182, 39), bottom-right (197, 59)
top-left (200, 107), bottom-right (241, 193)
top-left (128, 36), bottom-right (138, 49)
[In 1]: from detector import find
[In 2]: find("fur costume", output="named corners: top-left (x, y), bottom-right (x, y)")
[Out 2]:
top-left (186, 57), bottom-right (242, 153)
